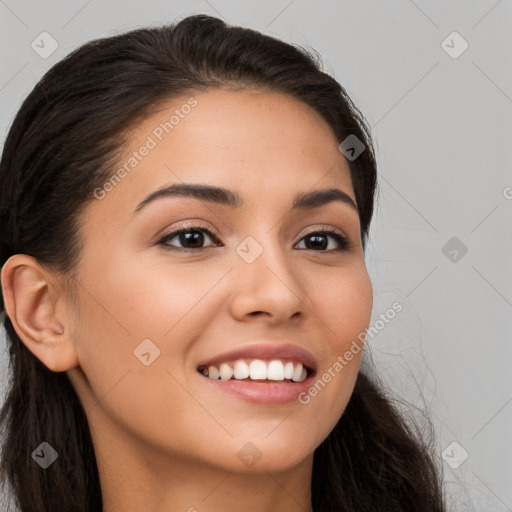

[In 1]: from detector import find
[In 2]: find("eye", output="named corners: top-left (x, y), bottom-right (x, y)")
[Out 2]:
top-left (157, 222), bottom-right (221, 252)
top-left (295, 227), bottom-right (350, 252)
top-left (157, 224), bottom-right (350, 253)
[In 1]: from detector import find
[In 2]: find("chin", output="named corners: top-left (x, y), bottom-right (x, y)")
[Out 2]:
top-left (215, 433), bottom-right (320, 474)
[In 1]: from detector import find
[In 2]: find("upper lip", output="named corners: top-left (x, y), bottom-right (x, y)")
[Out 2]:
top-left (197, 342), bottom-right (317, 372)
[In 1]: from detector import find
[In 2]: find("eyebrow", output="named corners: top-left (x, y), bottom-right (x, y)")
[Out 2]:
top-left (134, 183), bottom-right (358, 213)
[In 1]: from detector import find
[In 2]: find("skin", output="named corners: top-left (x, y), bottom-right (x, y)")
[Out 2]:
top-left (2, 88), bottom-right (373, 512)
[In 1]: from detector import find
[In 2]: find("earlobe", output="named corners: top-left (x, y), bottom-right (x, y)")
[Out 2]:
top-left (1, 254), bottom-right (79, 372)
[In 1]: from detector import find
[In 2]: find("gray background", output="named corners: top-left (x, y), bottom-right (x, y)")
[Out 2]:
top-left (0, 1), bottom-right (511, 510)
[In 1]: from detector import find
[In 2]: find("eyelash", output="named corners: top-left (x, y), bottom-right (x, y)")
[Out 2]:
top-left (156, 222), bottom-right (351, 253)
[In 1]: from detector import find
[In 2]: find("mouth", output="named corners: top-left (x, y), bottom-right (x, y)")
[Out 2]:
top-left (197, 359), bottom-right (312, 383)
top-left (196, 343), bottom-right (317, 404)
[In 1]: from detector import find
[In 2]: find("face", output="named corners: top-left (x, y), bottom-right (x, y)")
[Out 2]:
top-left (66, 88), bottom-right (373, 475)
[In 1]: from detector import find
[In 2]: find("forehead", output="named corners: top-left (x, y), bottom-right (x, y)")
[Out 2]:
top-left (87, 88), bottom-right (355, 222)
top-left (131, 87), bottom-right (344, 160)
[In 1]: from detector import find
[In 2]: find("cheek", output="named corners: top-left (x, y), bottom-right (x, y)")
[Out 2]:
top-left (70, 256), bottom-right (227, 414)
top-left (76, 249), bottom-right (215, 341)
top-left (69, 270), bottom-right (206, 454)
top-left (299, 265), bottom-right (372, 430)
top-left (314, 265), bottom-right (373, 352)
top-left (115, 256), bottom-right (226, 331)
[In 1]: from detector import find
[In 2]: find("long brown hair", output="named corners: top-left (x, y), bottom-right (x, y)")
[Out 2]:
top-left (0, 14), bottom-right (445, 511)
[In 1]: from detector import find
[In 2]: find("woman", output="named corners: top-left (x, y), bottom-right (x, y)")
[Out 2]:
top-left (0, 14), bottom-right (445, 512)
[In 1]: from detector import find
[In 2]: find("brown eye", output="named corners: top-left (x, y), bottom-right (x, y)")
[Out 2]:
top-left (295, 229), bottom-right (350, 252)
top-left (157, 223), bottom-right (220, 252)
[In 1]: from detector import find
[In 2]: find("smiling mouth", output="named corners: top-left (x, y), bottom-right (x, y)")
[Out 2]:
top-left (197, 358), bottom-right (313, 383)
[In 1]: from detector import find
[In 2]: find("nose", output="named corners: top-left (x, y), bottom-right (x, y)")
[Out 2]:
top-left (228, 236), bottom-right (308, 324)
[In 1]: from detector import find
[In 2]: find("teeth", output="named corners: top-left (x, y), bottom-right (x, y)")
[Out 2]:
top-left (291, 362), bottom-right (304, 382)
top-left (208, 366), bottom-right (220, 379)
top-left (249, 359), bottom-right (267, 380)
top-left (219, 363), bottom-right (233, 381)
top-left (297, 366), bottom-right (307, 382)
top-left (200, 359), bottom-right (309, 383)
top-left (284, 362), bottom-right (294, 379)
top-left (233, 360), bottom-right (250, 379)
top-left (267, 360), bottom-right (284, 380)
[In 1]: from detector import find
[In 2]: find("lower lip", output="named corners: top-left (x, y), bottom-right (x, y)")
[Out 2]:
top-left (199, 373), bottom-right (315, 405)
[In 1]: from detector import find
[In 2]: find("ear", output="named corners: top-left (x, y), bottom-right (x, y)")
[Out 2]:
top-left (1, 254), bottom-right (79, 372)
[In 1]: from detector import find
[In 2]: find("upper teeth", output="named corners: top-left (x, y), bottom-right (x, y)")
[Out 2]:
top-left (201, 359), bottom-right (308, 382)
